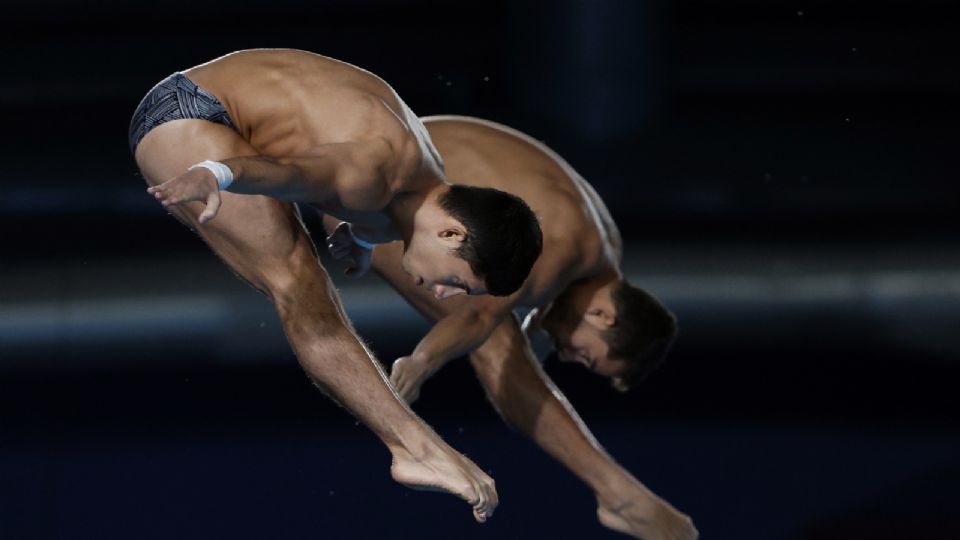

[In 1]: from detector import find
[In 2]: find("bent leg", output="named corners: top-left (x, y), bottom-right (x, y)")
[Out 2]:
top-left (367, 237), bottom-right (696, 539)
top-left (134, 119), bottom-right (497, 521)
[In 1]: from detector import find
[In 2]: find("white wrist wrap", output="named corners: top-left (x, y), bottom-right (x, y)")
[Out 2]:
top-left (347, 223), bottom-right (376, 250)
top-left (189, 160), bottom-right (234, 191)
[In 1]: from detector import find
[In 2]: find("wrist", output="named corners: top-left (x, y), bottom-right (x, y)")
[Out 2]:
top-left (189, 160), bottom-right (234, 190)
top-left (409, 351), bottom-right (440, 373)
top-left (346, 223), bottom-right (375, 250)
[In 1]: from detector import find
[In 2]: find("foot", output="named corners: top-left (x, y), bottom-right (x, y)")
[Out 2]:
top-left (390, 441), bottom-right (498, 522)
top-left (596, 488), bottom-right (698, 540)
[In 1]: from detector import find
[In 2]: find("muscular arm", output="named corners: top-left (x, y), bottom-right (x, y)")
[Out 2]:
top-left (224, 139), bottom-right (393, 207)
top-left (401, 294), bottom-right (514, 386)
top-left (148, 139), bottom-right (395, 223)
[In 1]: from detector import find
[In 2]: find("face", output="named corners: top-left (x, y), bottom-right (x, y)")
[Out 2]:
top-left (401, 231), bottom-right (488, 300)
top-left (540, 291), bottom-right (628, 378)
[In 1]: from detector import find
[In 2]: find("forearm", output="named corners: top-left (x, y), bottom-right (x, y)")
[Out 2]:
top-left (221, 155), bottom-right (334, 201)
top-left (410, 308), bottom-right (501, 372)
top-left (470, 320), bottom-right (630, 495)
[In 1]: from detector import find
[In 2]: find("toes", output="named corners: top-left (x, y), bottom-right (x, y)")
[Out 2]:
top-left (472, 472), bottom-right (496, 521)
top-left (487, 479), bottom-right (498, 510)
top-left (482, 483), bottom-right (497, 518)
top-left (471, 481), bottom-right (492, 522)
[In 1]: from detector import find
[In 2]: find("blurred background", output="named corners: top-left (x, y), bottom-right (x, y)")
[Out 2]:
top-left (2, 0), bottom-right (958, 538)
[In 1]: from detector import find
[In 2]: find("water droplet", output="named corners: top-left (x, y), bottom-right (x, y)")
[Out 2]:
top-left (483, 76), bottom-right (490, 82)
top-left (797, 10), bottom-right (804, 16)
top-left (844, 117), bottom-right (852, 123)
top-left (851, 47), bottom-right (857, 53)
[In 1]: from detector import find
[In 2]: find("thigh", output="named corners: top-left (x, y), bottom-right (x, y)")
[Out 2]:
top-left (135, 119), bottom-right (321, 297)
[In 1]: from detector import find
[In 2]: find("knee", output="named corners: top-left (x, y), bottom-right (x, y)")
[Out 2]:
top-left (261, 243), bottom-right (333, 314)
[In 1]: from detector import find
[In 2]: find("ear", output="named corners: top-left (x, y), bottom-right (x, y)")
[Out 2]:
top-left (585, 307), bottom-right (616, 329)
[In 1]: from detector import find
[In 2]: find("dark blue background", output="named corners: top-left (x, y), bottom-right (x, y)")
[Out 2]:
top-left (2, 1), bottom-right (958, 538)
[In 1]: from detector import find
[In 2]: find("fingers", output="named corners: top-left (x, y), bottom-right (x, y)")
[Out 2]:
top-left (399, 379), bottom-right (420, 404)
top-left (198, 191), bottom-right (221, 224)
top-left (326, 236), bottom-right (352, 259)
top-left (396, 376), bottom-right (410, 401)
top-left (389, 360), bottom-right (403, 387)
top-left (391, 360), bottom-right (409, 399)
top-left (393, 372), bottom-right (419, 404)
top-left (147, 183), bottom-right (178, 207)
top-left (147, 183), bottom-right (192, 210)
top-left (390, 357), bottom-right (424, 404)
top-left (147, 172), bottom-right (210, 209)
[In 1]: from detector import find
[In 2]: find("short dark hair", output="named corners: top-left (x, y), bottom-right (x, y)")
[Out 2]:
top-left (438, 184), bottom-right (542, 296)
top-left (605, 281), bottom-right (678, 391)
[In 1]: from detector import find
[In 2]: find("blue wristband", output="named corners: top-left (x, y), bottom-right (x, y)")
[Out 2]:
top-left (347, 224), bottom-right (375, 250)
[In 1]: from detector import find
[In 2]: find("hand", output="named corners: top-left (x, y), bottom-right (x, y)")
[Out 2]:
top-left (147, 167), bottom-right (222, 224)
top-left (390, 355), bottom-right (433, 404)
top-left (326, 222), bottom-right (373, 277)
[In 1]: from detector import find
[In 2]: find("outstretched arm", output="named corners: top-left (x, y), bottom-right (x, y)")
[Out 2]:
top-left (148, 139), bottom-right (394, 222)
top-left (391, 297), bottom-right (513, 402)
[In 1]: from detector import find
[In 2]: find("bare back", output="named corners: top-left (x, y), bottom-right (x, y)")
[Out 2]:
top-left (423, 116), bottom-right (622, 306)
top-left (185, 49), bottom-right (443, 186)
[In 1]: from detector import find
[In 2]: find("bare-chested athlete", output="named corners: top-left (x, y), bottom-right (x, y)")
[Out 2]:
top-left (325, 116), bottom-right (696, 539)
top-left (130, 49), bottom-right (543, 522)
